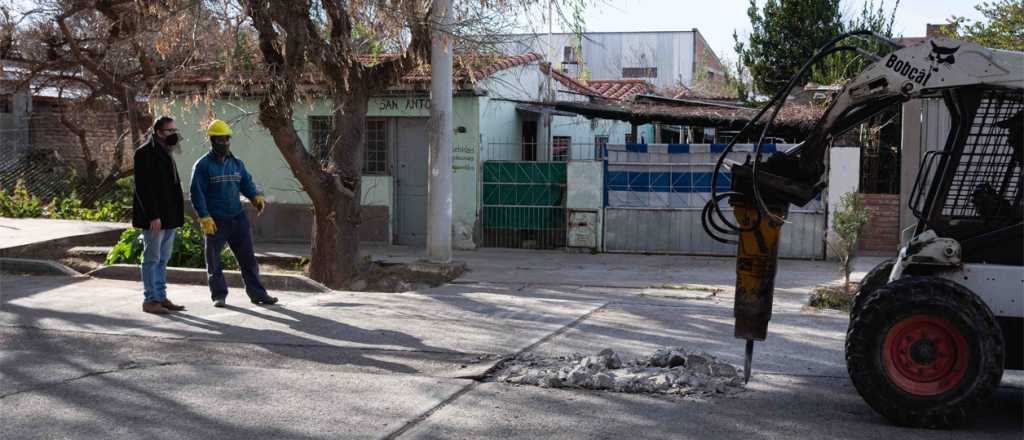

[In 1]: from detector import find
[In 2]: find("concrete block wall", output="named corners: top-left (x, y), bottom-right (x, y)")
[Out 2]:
top-left (859, 193), bottom-right (901, 255)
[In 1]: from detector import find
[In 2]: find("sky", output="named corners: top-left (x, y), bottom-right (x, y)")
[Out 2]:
top-left (572, 0), bottom-right (985, 62)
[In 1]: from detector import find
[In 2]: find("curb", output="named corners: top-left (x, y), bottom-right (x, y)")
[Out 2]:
top-left (0, 258), bottom-right (85, 277)
top-left (0, 227), bottom-right (126, 260)
top-left (88, 264), bottom-right (331, 293)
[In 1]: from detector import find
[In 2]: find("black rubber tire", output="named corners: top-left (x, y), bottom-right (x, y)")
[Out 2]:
top-left (850, 259), bottom-right (895, 322)
top-left (845, 276), bottom-right (1004, 428)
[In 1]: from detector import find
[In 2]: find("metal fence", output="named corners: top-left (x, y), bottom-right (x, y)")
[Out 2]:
top-left (480, 157), bottom-right (567, 249)
top-left (482, 140), bottom-right (603, 162)
top-left (477, 142), bottom-right (573, 249)
top-left (601, 143), bottom-right (826, 259)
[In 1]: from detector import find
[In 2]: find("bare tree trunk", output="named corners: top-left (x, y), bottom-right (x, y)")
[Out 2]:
top-left (308, 93), bottom-right (368, 286)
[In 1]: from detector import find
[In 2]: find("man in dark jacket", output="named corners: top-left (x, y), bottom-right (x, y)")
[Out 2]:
top-left (191, 119), bottom-right (277, 307)
top-left (133, 116), bottom-right (187, 315)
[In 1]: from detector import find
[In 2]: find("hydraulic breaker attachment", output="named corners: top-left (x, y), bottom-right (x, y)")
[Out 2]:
top-left (730, 198), bottom-right (788, 383)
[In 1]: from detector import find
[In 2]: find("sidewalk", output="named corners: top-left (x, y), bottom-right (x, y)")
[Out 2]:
top-left (258, 241), bottom-right (886, 293)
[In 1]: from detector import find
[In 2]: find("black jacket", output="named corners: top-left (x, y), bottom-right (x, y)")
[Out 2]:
top-left (132, 138), bottom-right (185, 229)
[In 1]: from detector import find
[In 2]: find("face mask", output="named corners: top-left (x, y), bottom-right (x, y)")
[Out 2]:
top-left (164, 133), bottom-right (179, 146)
top-left (212, 140), bottom-right (230, 156)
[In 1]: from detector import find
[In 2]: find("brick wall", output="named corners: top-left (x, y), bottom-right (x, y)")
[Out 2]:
top-left (29, 99), bottom-right (130, 177)
top-left (692, 30), bottom-right (726, 83)
top-left (860, 193), bottom-right (901, 254)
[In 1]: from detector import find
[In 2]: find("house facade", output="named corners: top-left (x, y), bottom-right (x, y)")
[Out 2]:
top-left (163, 54), bottom-right (636, 250)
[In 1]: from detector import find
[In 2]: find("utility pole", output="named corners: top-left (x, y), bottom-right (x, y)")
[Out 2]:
top-left (427, 0), bottom-right (453, 262)
top-left (545, 0), bottom-right (554, 161)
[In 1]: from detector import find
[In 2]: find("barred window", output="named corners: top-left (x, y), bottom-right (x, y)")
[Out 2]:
top-left (309, 116), bottom-right (331, 164)
top-left (364, 119), bottom-right (387, 175)
top-left (552, 136), bottom-right (571, 161)
top-left (309, 116), bottom-right (388, 175)
top-left (594, 135), bottom-right (609, 160)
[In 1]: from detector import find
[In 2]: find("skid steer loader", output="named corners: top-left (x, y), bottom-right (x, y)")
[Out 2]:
top-left (701, 32), bottom-right (1023, 428)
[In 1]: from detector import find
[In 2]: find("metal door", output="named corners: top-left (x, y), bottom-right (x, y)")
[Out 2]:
top-left (394, 118), bottom-right (429, 245)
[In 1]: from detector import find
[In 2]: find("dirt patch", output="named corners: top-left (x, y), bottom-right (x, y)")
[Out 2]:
top-left (808, 283), bottom-right (859, 312)
top-left (347, 260), bottom-right (467, 293)
top-left (59, 256), bottom-right (101, 274)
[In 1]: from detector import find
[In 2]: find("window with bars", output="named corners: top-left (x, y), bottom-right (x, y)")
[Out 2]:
top-left (594, 135), bottom-right (609, 160)
top-left (309, 116), bottom-right (331, 163)
top-left (308, 116), bottom-right (389, 175)
top-left (364, 119), bottom-right (388, 175)
top-left (624, 133), bottom-right (635, 144)
top-left (552, 136), bottom-right (571, 161)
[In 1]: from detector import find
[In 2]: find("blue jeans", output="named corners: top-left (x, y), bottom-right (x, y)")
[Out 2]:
top-left (205, 212), bottom-right (268, 301)
top-left (141, 228), bottom-right (176, 303)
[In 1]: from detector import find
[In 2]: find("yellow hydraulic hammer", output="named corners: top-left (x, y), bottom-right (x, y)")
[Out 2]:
top-left (730, 198), bottom-right (788, 383)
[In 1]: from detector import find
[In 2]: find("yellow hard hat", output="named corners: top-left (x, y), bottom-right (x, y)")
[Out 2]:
top-left (207, 119), bottom-right (233, 137)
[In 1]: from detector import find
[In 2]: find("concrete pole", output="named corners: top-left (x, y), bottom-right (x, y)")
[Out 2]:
top-left (427, 0), bottom-right (453, 262)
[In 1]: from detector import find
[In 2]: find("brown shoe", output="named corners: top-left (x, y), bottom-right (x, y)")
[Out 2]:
top-left (160, 299), bottom-right (186, 311)
top-left (143, 301), bottom-right (169, 315)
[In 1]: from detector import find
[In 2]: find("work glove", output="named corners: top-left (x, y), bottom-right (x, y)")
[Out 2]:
top-left (254, 195), bottom-right (267, 215)
top-left (199, 217), bottom-right (217, 235)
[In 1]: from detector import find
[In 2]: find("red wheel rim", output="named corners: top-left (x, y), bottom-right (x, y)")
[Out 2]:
top-left (882, 314), bottom-right (968, 396)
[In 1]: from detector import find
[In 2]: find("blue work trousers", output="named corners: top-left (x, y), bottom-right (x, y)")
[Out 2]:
top-left (205, 212), bottom-right (268, 301)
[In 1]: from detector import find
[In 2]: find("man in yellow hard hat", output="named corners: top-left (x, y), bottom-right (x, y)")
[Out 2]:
top-left (190, 119), bottom-right (277, 307)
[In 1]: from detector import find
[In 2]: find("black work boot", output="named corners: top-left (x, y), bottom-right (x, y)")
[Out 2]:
top-left (251, 296), bottom-right (279, 305)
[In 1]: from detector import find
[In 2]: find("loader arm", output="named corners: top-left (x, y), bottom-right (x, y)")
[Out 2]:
top-left (733, 37), bottom-right (1024, 208)
top-left (713, 36), bottom-right (1024, 382)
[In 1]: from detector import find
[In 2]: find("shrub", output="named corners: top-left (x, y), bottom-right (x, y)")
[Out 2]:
top-left (1, 177), bottom-right (132, 222)
top-left (828, 192), bottom-right (871, 293)
top-left (0, 180), bottom-right (45, 218)
top-left (105, 215), bottom-right (239, 270)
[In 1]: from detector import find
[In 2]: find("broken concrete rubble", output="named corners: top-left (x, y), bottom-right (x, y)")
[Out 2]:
top-left (494, 347), bottom-right (745, 397)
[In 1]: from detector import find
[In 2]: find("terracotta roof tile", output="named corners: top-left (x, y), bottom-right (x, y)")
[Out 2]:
top-left (587, 79), bottom-right (653, 101)
top-left (169, 52), bottom-right (544, 89)
top-left (539, 63), bottom-right (603, 98)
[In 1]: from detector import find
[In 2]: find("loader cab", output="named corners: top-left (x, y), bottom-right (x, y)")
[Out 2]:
top-left (909, 86), bottom-right (1024, 265)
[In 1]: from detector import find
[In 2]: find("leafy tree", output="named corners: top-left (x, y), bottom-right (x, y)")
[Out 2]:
top-left (10, 1), bottom-right (223, 204)
top-left (739, 0), bottom-right (843, 96)
top-left (727, 31), bottom-right (750, 102)
top-left (945, 0), bottom-right (1024, 51)
top-left (811, 0), bottom-right (899, 86)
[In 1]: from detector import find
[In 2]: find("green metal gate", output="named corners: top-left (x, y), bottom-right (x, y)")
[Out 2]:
top-left (481, 161), bottom-right (567, 249)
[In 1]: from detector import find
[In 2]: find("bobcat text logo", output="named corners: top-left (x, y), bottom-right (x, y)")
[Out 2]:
top-left (885, 54), bottom-right (933, 86)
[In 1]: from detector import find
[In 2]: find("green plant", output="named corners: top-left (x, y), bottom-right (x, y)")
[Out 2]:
top-left (945, 0), bottom-right (1023, 51)
top-left (828, 192), bottom-right (872, 293)
top-left (47, 191), bottom-right (130, 222)
top-left (105, 216), bottom-right (238, 270)
top-left (0, 180), bottom-right (45, 218)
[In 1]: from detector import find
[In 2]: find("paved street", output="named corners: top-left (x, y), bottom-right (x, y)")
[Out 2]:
top-left (1, 252), bottom-right (1022, 439)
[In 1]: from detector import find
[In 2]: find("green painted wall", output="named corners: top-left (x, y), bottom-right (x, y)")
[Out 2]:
top-left (161, 93), bottom-right (481, 248)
